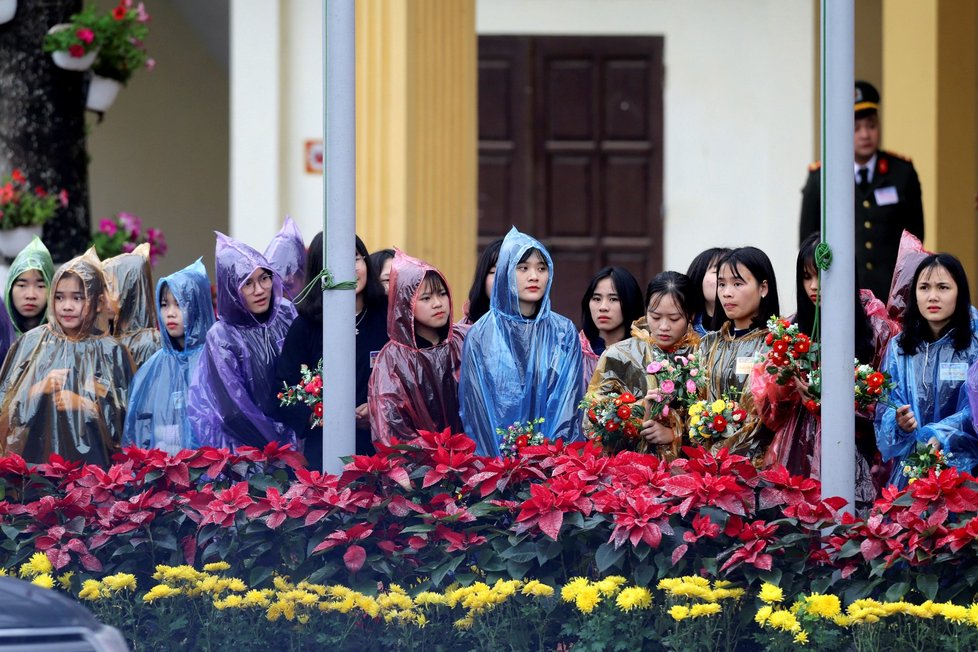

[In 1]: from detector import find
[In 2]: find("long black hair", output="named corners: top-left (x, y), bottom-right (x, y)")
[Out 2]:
top-left (466, 238), bottom-right (503, 323)
top-left (297, 232), bottom-right (386, 322)
top-left (900, 253), bottom-right (973, 355)
top-left (580, 266), bottom-right (644, 345)
top-left (709, 246), bottom-right (780, 331)
top-left (794, 232), bottom-right (874, 363)
top-left (685, 247), bottom-right (730, 320)
top-left (645, 271), bottom-right (694, 319)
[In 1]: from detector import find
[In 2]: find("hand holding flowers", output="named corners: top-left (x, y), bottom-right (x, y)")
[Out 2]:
top-left (645, 352), bottom-right (705, 419)
top-left (902, 441), bottom-right (952, 483)
top-left (581, 393), bottom-right (644, 453)
top-left (278, 360), bottom-right (324, 428)
top-left (688, 396), bottom-right (747, 446)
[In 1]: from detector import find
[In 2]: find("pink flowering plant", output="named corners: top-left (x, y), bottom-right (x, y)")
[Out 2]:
top-left (0, 169), bottom-right (67, 229)
top-left (645, 351), bottom-right (705, 420)
top-left (91, 211), bottom-right (167, 264)
top-left (42, 6), bottom-right (106, 60)
top-left (94, 0), bottom-right (154, 84)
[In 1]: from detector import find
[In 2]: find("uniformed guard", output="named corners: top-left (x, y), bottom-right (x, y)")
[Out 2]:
top-left (798, 80), bottom-right (924, 301)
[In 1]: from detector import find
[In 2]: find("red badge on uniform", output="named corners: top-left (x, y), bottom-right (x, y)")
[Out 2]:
top-left (878, 157), bottom-right (889, 175)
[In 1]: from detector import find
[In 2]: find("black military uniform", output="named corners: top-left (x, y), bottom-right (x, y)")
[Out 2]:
top-left (798, 83), bottom-right (924, 301)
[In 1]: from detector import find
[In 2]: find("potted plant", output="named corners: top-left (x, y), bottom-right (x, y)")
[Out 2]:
top-left (92, 211), bottom-right (167, 265)
top-left (0, 0), bottom-right (16, 26)
top-left (87, 1), bottom-right (153, 112)
top-left (0, 169), bottom-right (66, 258)
top-left (42, 6), bottom-right (105, 71)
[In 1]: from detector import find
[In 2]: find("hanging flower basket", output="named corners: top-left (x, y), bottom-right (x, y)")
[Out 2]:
top-left (86, 74), bottom-right (122, 112)
top-left (0, 0), bottom-right (16, 26)
top-left (46, 23), bottom-right (98, 71)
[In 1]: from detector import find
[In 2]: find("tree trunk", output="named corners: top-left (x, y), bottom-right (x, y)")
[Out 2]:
top-left (0, 0), bottom-right (91, 263)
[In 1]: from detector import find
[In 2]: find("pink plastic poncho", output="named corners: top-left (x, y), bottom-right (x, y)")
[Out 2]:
top-left (886, 230), bottom-right (931, 324)
top-left (0, 253), bottom-right (133, 465)
top-left (264, 216), bottom-right (307, 300)
top-left (102, 243), bottom-right (162, 369)
top-left (368, 251), bottom-right (467, 445)
top-left (188, 233), bottom-right (297, 450)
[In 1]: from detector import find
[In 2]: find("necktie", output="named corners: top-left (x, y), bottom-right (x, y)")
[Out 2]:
top-left (857, 167), bottom-right (870, 191)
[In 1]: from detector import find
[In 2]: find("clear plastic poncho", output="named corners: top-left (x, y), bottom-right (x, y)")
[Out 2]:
top-left (876, 327), bottom-right (978, 489)
top-left (124, 259), bottom-right (216, 454)
top-left (188, 233), bottom-right (297, 450)
top-left (0, 253), bottom-right (133, 465)
top-left (264, 216), bottom-right (307, 300)
top-left (102, 243), bottom-right (162, 369)
top-left (368, 251), bottom-right (467, 445)
top-left (458, 227), bottom-right (583, 455)
top-left (4, 236), bottom-right (54, 336)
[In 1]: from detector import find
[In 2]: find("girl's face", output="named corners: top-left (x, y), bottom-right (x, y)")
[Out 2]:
top-left (54, 275), bottom-right (86, 336)
top-left (515, 252), bottom-right (549, 315)
top-left (589, 277), bottom-right (624, 336)
top-left (647, 292), bottom-right (689, 348)
top-left (702, 257), bottom-right (720, 313)
top-left (717, 262), bottom-right (766, 328)
top-left (802, 264), bottom-right (819, 305)
top-left (160, 287), bottom-right (185, 343)
top-left (484, 264), bottom-right (496, 299)
top-left (11, 269), bottom-right (47, 321)
top-left (241, 268), bottom-right (273, 315)
top-left (378, 258), bottom-right (393, 294)
top-left (355, 252), bottom-right (367, 295)
top-left (414, 277), bottom-right (450, 337)
top-left (916, 265), bottom-right (958, 334)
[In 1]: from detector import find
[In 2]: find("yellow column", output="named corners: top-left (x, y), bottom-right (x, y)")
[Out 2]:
top-left (882, 1), bottom-right (977, 285)
top-left (356, 0), bottom-right (477, 309)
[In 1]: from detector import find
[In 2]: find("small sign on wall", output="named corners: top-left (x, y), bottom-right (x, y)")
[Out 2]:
top-left (305, 139), bottom-right (324, 174)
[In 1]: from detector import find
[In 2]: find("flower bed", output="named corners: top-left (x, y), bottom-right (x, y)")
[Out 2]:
top-left (2, 432), bottom-right (978, 648)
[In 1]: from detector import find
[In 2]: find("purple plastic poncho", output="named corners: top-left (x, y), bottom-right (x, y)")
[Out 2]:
top-left (368, 251), bottom-right (467, 445)
top-left (264, 216), bottom-right (307, 300)
top-left (102, 243), bottom-right (162, 369)
top-left (0, 252), bottom-right (133, 465)
top-left (458, 227), bottom-right (583, 456)
top-left (188, 233), bottom-right (297, 449)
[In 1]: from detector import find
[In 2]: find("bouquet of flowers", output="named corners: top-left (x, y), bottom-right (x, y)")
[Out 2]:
top-left (902, 442), bottom-right (952, 483)
top-left (0, 169), bottom-right (67, 229)
top-left (91, 211), bottom-right (167, 265)
top-left (758, 316), bottom-right (817, 385)
top-left (581, 392), bottom-right (645, 453)
top-left (854, 363), bottom-right (896, 411)
top-left (645, 352), bottom-right (705, 419)
top-left (497, 418), bottom-right (546, 459)
top-left (688, 396), bottom-right (747, 447)
top-left (278, 360), bottom-right (323, 428)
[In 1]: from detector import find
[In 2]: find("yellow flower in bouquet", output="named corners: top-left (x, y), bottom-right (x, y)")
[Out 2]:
top-left (711, 399), bottom-right (727, 414)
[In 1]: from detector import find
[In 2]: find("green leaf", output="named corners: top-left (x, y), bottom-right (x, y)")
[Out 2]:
top-left (885, 581), bottom-right (910, 602)
top-left (505, 559), bottom-right (532, 580)
top-left (633, 562), bottom-right (655, 586)
top-left (249, 565), bottom-right (274, 587)
top-left (916, 573), bottom-right (938, 601)
top-left (758, 568), bottom-right (782, 586)
top-left (595, 542), bottom-right (626, 573)
top-left (1, 525), bottom-right (20, 541)
top-left (399, 524), bottom-right (436, 534)
top-left (701, 557), bottom-right (718, 576)
top-left (563, 512), bottom-right (585, 529)
top-left (431, 555), bottom-right (465, 586)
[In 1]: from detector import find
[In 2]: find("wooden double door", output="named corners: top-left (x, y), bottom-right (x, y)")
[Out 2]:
top-left (478, 35), bottom-right (665, 321)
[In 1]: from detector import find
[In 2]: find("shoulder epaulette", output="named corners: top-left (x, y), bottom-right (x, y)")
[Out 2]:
top-left (808, 161), bottom-right (822, 172)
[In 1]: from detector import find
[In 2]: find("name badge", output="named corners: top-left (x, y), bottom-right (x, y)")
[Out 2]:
top-left (735, 356), bottom-right (754, 376)
top-left (939, 362), bottom-right (968, 383)
top-left (370, 351), bottom-right (381, 369)
top-left (874, 186), bottom-right (899, 206)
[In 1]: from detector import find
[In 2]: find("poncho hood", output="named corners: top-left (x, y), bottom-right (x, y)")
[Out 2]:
top-left (387, 249), bottom-right (452, 348)
top-left (101, 243), bottom-right (157, 335)
top-left (491, 227), bottom-right (554, 321)
top-left (5, 236), bottom-right (54, 334)
top-left (263, 216), bottom-right (307, 299)
top-left (47, 251), bottom-right (107, 341)
top-left (157, 258), bottom-right (215, 354)
top-left (215, 231), bottom-right (288, 326)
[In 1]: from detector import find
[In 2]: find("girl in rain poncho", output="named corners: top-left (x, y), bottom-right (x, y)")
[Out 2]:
top-left (124, 259), bottom-right (216, 453)
top-left (458, 227), bottom-right (583, 456)
top-left (189, 233), bottom-right (297, 450)
top-left (264, 216), bottom-right (307, 300)
top-left (368, 251), bottom-right (467, 445)
top-left (694, 247), bottom-right (780, 463)
top-left (0, 252), bottom-right (133, 465)
top-left (101, 243), bottom-right (162, 369)
top-left (578, 266), bottom-right (644, 393)
top-left (585, 271), bottom-right (701, 459)
top-left (5, 236), bottom-right (54, 336)
top-left (878, 253), bottom-right (978, 489)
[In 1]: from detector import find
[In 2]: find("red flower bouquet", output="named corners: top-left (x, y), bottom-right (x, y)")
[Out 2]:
top-left (758, 316), bottom-right (817, 386)
top-left (278, 360), bottom-right (324, 428)
top-left (581, 392), bottom-right (645, 453)
top-left (496, 417), bottom-right (547, 459)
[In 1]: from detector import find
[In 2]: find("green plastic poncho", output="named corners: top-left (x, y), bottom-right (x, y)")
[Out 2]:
top-left (4, 236), bottom-right (54, 335)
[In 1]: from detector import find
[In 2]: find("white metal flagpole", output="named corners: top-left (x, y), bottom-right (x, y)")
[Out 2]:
top-left (819, 0), bottom-right (856, 509)
top-left (321, 0), bottom-right (357, 474)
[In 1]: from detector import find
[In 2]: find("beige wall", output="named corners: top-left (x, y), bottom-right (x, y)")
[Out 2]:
top-left (88, 0), bottom-right (229, 281)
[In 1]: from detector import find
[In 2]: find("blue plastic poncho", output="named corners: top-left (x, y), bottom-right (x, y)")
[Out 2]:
top-left (367, 250), bottom-right (467, 445)
top-left (458, 227), bottom-right (583, 455)
top-left (124, 259), bottom-right (216, 453)
top-left (4, 236), bottom-right (54, 336)
top-left (189, 233), bottom-right (297, 450)
top-left (264, 216), bottom-right (307, 300)
top-left (876, 326), bottom-right (978, 489)
top-left (102, 243), bottom-right (162, 369)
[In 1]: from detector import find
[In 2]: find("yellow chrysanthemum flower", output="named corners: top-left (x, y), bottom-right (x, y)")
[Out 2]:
top-left (767, 610), bottom-right (801, 633)
top-left (794, 630), bottom-right (809, 645)
top-left (272, 576), bottom-right (293, 592)
top-left (755, 605), bottom-right (773, 625)
top-left (561, 577), bottom-right (591, 603)
top-left (79, 579), bottom-right (103, 601)
top-left (19, 551), bottom-right (52, 578)
top-left (758, 582), bottom-right (784, 604)
top-left (689, 403), bottom-right (704, 417)
top-left (243, 589), bottom-right (271, 607)
top-left (102, 573), bottom-right (137, 593)
top-left (57, 572), bottom-right (74, 591)
top-left (690, 603), bottom-right (722, 618)
top-left (595, 577), bottom-right (626, 597)
top-left (143, 584), bottom-right (181, 603)
top-left (711, 399), bottom-right (727, 414)
top-left (416, 613), bottom-right (428, 628)
top-left (203, 561), bottom-right (231, 573)
top-left (616, 587), bottom-right (652, 612)
top-left (31, 573), bottom-right (54, 589)
top-left (414, 591), bottom-right (447, 607)
top-left (356, 595), bottom-right (381, 618)
top-left (939, 603), bottom-right (969, 624)
top-left (669, 605), bottom-right (690, 621)
top-left (453, 616), bottom-right (474, 630)
top-left (574, 586), bottom-right (601, 614)
top-left (804, 593), bottom-right (841, 619)
top-left (521, 580), bottom-right (555, 598)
